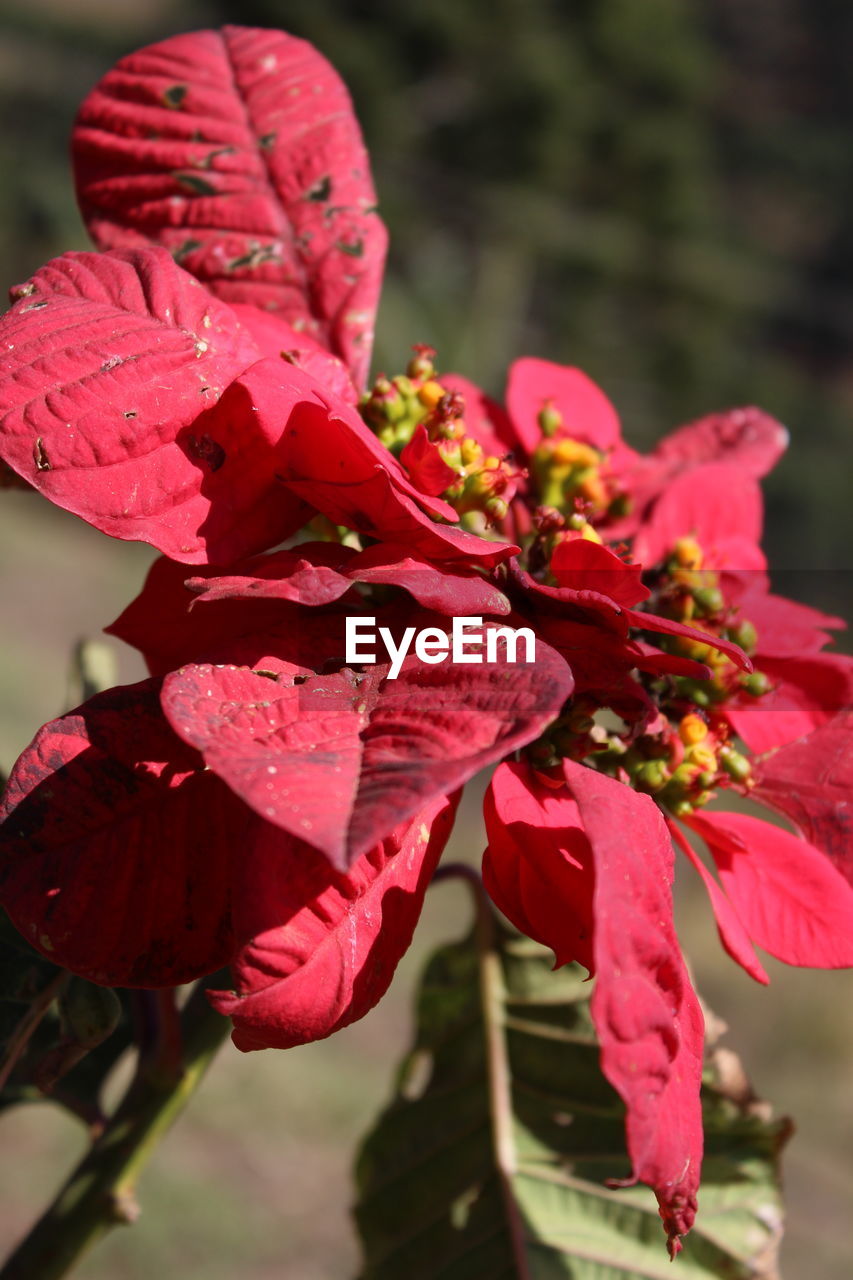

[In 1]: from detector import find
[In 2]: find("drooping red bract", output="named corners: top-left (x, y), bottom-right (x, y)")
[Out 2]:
top-left (483, 758), bottom-right (704, 1257)
top-left (72, 25), bottom-right (387, 387)
top-left (210, 794), bottom-right (458, 1050)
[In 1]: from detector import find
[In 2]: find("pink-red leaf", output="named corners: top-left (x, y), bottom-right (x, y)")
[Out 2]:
top-left (210, 795), bottom-right (457, 1050)
top-left (686, 809), bottom-right (853, 968)
top-left (0, 248), bottom-right (317, 561)
top-left (161, 633), bottom-right (572, 869)
top-left (0, 682), bottom-right (254, 986)
top-left (506, 357), bottom-right (624, 456)
top-left (72, 25), bottom-right (387, 386)
top-left (631, 463), bottom-right (765, 570)
top-left (753, 711), bottom-right (853, 882)
top-left (188, 542), bottom-right (512, 617)
top-left (483, 761), bottom-right (595, 972)
top-left (650, 407), bottom-right (788, 478)
top-left (667, 819), bottom-right (769, 985)
top-left (562, 761), bottom-right (704, 1256)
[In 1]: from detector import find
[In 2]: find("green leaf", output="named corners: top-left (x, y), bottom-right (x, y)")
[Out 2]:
top-left (354, 917), bottom-right (789, 1279)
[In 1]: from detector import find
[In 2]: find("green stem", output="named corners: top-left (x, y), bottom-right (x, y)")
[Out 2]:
top-left (0, 976), bottom-right (230, 1280)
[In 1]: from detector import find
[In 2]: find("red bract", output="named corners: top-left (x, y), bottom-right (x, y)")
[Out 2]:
top-left (0, 248), bottom-right (315, 562)
top-left (72, 25), bottom-right (387, 387)
top-left (752, 712), bottom-right (853, 883)
top-left (161, 626), bottom-right (572, 870)
top-left (108, 543), bottom-right (512, 675)
top-left (0, 682), bottom-right (252, 987)
top-left (210, 794), bottom-right (458, 1050)
top-left (484, 759), bottom-right (704, 1257)
top-left (0, 264), bottom-right (512, 564)
top-left (683, 809), bottom-right (853, 969)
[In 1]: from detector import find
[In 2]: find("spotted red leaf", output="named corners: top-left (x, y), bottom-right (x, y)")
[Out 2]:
top-left (72, 25), bottom-right (387, 386)
top-left (0, 682), bottom-right (256, 986)
top-left (0, 248), bottom-right (313, 562)
top-left (161, 633), bottom-right (572, 869)
top-left (210, 795), bottom-right (457, 1050)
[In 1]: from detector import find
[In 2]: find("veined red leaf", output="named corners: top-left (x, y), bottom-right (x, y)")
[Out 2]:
top-left (0, 248), bottom-right (313, 562)
top-left (211, 795), bottom-right (457, 1050)
top-left (0, 682), bottom-right (255, 986)
top-left (72, 25), bottom-right (387, 386)
top-left (161, 633), bottom-right (572, 869)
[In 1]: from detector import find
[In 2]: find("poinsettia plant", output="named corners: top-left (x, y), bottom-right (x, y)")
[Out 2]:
top-left (0, 24), bottom-right (850, 1279)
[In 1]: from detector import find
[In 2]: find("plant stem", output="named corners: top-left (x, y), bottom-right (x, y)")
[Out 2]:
top-left (0, 976), bottom-right (230, 1280)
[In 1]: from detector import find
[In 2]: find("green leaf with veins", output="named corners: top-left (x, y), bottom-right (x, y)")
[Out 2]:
top-left (354, 921), bottom-right (789, 1279)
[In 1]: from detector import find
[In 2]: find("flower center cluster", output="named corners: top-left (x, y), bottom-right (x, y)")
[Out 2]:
top-left (529, 402), bottom-right (627, 522)
top-left (361, 346), bottom-right (519, 526)
top-left (525, 536), bottom-right (772, 817)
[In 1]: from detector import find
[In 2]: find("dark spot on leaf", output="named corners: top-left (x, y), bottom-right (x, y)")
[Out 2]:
top-left (22, 301), bottom-right (48, 311)
top-left (253, 669), bottom-right (281, 682)
top-left (10, 283), bottom-right (36, 301)
top-left (186, 434), bottom-right (226, 472)
top-left (292, 675), bottom-right (308, 685)
top-left (162, 84), bottom-right (188, 109)
top-left (172, 172), bottom-right (218, 196)
top-left (305, 175), bottom-right (332, 202)
top-left (335, 239), bottom-right (365, 258)
top-left (33, 438), bottom-right (50, 471)
top-left (123, 410), bottom-right (137, 419)
top-left (196, 146), bottom-right (236, 170)
top-left (259, 132), bottom-right (277, 150)
top-left (172, 239), bottom-right (204, 262)
top-left (280, 350), bottom-right (301, 365)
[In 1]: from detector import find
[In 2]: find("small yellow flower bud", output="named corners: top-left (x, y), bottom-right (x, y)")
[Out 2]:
top-left (678, 714), bottom-right (708, 745)
top-left (417, 379), bottom-right (446, 410)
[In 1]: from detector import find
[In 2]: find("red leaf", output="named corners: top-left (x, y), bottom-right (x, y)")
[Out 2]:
top-left (210, 795), bottom-right (457, 1050)
top-left (753, 711), bottom-right (853, 883)
top-left (400, 423), bottom-right (458, 496)
top-left (506, 358), bottom-right (624, 456)
top-left (667, 819), bottom-right (769, 985)
top-left (631, 463), bottom-right (765, 570)
top-left (72, 25), bottom-right (387, 386)
top-left (651, 406), bottom-right (788, 478)
top-left (161, 631), bottom-right (572, 869)
top-left (0, 682), bottom-right (254, 986)
top-left (483, 762), bottom-right (595, 972)
top-left (0, 248), bottom-right (317, 562)
top-left (188, 541), bottom-right (512, 617)
top-left (562, 761), bottom-right (704, 1256)
top-left (724, 651), bottom-right (853, 753)
top-left (550, 538), bottom-right (649, 607)
top-left (686, 809), bottom-right (853, 968)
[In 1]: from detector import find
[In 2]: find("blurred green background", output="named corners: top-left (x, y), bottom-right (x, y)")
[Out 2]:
top-left (0, 0), bottom-right (851, 1276)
